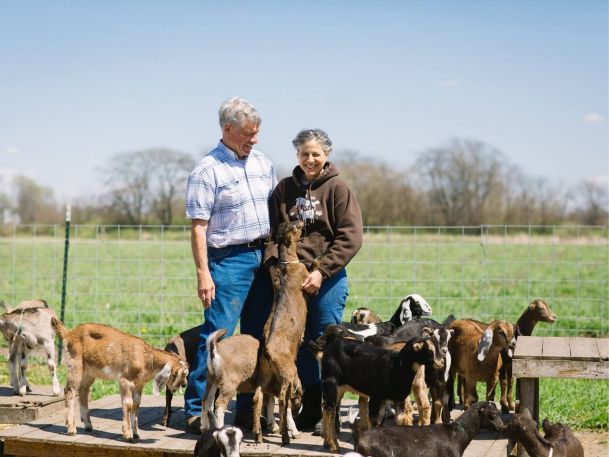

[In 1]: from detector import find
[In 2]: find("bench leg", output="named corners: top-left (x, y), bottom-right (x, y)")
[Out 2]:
top-left (516, 377), bottom-right (539, 457)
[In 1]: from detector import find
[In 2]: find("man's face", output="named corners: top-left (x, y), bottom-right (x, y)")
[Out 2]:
top-left (222, 120), bottom-right (260, 159)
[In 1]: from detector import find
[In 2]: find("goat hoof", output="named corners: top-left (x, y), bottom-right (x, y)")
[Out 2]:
top-left (289, 431), bottom-right (300, 439)
top-left (67, 429), bottom-right (77, 436)
top-left (255, 433), bottom-right (263, 444)
top-left (26, 385), bottom-right (32, 393)
top-left (84, 425), bottom-right (92, 432)
top-left (133, 433), bottom-right (140, 440)
top-left (125, 436), bottom-right (134, 443)
top-left (281, 434), bottom-right (290, 445)
top-left (18, 387), bottom-right (27, 396)
top-left (501, 405), bottom-right (510, 414)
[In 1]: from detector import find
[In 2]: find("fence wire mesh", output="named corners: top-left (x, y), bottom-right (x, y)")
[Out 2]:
top-left (1, 224), bottom-right (607, 347)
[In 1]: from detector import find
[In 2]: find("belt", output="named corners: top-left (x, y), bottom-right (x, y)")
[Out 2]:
top-left (242, 238), bottom-right (265, 248)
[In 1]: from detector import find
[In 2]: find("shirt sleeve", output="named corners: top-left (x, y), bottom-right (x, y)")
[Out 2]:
top-left (316, 180), bottom-right (363, 279)
top-left (185, 167), bottom-right (215, 220)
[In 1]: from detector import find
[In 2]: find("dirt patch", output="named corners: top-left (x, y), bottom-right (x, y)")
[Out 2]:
top-left (574, 430), bottom-right (608, 457)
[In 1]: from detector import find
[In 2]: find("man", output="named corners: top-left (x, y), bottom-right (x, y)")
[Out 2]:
top-left (184, 96), bottom-right (277, 432)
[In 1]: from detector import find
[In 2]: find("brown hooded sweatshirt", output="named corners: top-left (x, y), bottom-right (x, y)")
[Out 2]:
top-left (263, 162), bottom-right (363, 279)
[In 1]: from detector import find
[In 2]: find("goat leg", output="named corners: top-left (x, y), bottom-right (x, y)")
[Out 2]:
top-left (321, 378), bottom-right (340, 453)
top-left (20, 351), bottom-right (31, 394)
top-left (44, 340), bottom-right (61, 396)
top-left (279, 384), bottom-right (290, 445)
top-left (264, 394), bottom-right (279, 433)
top-left (252, 387), bottom-right (264, 443)
top-left (131, 388), bottom-right (142, 440)
top-left (119, 379), bottom-right (135, 442)
top-left (396, 397), bottom-right (414, 426)
top-left (201, 383), bottom-right (217, 431)
top-left (78, 374), bottom-right (95, 432)
top-left (162, 389), bottom-right (173, 426)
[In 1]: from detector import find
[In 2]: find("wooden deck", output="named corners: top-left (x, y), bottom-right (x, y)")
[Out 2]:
top-left (0, 386), bottom-right (64, 424)
top-left (0, 393), bottom-right (509, 457)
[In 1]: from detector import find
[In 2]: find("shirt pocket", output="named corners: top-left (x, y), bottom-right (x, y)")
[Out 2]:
top-left (215, 181), bottom-right (241, 208)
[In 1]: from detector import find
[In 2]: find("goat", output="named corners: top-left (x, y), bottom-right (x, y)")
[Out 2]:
top-left (351, 307), bottom-right (382, 324)
top-left (365, 315), bottom-right (455, 425)
top-left (52, 318), bottom-right (189, 441)
top-left (319, 327), bottom-right (445, 453)
top-left (194, 409), bottom-right (243, 457)
top-left (161, 324), bottom-right (203, 426)
top-left (457, 299), bottom-right (557, 412)
top-left (335, 293), bottom-right (434, 341)
top-left (0, 299), bottom-right (61, 396)
top-left (501, 409), bottom-right (584, 457)
top-left (447, 319), bottom-right (516, 415)
top-left (201, 328), bottom-right (284, 435)
top-left (252, 220), bottom-right (309, 445)
top-left (351, 401), bottom-right (504, 457)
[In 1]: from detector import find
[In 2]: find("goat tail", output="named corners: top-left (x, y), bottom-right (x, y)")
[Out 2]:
top-left (51, 317), bottom-right (69, 340)
top-left (206, 328), bottom-right (227, 375)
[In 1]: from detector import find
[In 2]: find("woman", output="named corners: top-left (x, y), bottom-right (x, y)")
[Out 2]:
top-left (264, 128), bottom-right (363, 429)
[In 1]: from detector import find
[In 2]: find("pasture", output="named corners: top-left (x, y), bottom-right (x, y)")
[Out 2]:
top-left (0, 224), bottom-right (607, 429)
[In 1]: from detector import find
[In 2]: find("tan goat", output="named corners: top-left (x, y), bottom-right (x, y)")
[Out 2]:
top-left (252, 220), bottom-right (310, 445)
top-left (447, 319), bottom-right (516, 411)
top-left (52, 318), bottom-right (188, 441)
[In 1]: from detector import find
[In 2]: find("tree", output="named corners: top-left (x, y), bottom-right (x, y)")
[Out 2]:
top-left (415, 139), bottom-right (511, 225)
top-left (12, 176), bottom-right (59, 223)
top-left (571, 179), bottom-right (609, 225)
top-left (100, 149), bottom-right (195, 225)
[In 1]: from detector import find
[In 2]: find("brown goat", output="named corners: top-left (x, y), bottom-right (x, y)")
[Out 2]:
top-left (252, 220), bottom-right (310, 445)
top-left (351, 307), bottom-right (382, 324)
top-left (458, 299), bottom-right (557, 412)
top-left (448, 319), bottom-right (516, 411)
top-left (52, 318), bottom-right (189, 441)
top-left (502, 409), bottom-right (583, 457)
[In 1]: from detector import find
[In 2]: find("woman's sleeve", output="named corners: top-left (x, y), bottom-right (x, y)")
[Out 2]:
top-left (317, 180), bottom-right (363, 279)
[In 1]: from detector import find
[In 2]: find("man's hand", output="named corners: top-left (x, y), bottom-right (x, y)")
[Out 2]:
top-left (197, 270), bottom-right (215, 309)
top-left (303, 270), bottom-right (323, 295)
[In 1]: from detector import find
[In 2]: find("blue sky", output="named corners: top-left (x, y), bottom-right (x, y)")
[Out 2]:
top-left (1, 0), bottom-right (607, 201)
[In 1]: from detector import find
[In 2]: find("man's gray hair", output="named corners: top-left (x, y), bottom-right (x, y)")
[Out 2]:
top-left (218, 96), bottom-right (261, 128)
top-left (292, 129), bottom-right (333, 154)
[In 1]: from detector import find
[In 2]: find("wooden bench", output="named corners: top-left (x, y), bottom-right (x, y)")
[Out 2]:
top-left (511, 336), bottom-right (609, 456)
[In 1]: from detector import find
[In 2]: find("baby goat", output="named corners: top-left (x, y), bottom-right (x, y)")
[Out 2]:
top-left (0, 299), bottom-right (61, 396)
top-left (352, 401), bottom-right (504, 457)
top-left (52, 318), bottom-right (188, 441)
top-left (162, 324), bottom-right (203, 426)
top-left (194, 410), bottom-right (243, 457)
top-left (319, 328), bottom-right (445, 453)
top-left (502, 409), bottom-right (583, 457)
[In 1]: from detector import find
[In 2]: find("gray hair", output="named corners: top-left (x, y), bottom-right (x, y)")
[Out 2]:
top-left (218, 96), bottom-right (261, 128)
top-left (292, 129), bottom-right (333, 154)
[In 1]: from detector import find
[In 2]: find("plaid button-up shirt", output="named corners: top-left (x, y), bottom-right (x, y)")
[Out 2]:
top-left (186, 141), bottom-right (277, 248)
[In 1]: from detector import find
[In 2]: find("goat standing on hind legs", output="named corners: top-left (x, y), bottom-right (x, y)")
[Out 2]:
top-left (252, 220), bottom-right (310, 445)
top-left (52, 318), bottom-right (188, 441)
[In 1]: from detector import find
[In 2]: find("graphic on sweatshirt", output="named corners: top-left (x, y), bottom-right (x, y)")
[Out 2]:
top-left (291, 196), bottom-right (322, 224)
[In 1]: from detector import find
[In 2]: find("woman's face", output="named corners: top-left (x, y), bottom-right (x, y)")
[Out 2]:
top-left (297, 140), bottom-right (328, 182)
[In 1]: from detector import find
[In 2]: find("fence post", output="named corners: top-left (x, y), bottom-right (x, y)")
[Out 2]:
top-left (58, 205), bottom-right (71, 364)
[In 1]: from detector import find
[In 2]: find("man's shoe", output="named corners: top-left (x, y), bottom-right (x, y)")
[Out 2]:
top-left (186, 416), bottom-right (201, 434)
top-left (233, 409), bottom-right (268, 431)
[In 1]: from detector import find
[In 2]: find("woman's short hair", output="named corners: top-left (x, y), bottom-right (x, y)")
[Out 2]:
top-left (218, 97), bottom-right (261, 128)
top-left (292, 129), bottom-right (333, 154)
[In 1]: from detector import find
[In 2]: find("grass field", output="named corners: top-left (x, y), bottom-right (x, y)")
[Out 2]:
top-left (0, 224), bottom-right (607, 429)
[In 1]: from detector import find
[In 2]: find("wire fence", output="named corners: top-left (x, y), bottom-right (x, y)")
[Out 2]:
top-left (0, 224), bottom-right (607, 347)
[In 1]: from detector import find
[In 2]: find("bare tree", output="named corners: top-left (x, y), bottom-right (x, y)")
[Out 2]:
top-left (12, 176), bottom-right (59, 223)
top-left (570, 179), bottom-right (609, 225)
top-left (415, 139), bottom-right (511, 225)
top-left (100, 149), bottom-right (195, 225)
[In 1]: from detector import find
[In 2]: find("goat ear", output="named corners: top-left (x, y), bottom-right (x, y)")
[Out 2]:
top-left (412, 341), bottom-right (424, 352)
top-left (421, 327), bottom-right (433, 336)
top-left (153, 363), bottom-right (171, 396)
top-left (0, 301), bottom-right (10, 313)
top-left (477, 329), bottom-right (494, 361)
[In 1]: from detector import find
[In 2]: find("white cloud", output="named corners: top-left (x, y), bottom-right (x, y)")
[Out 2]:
top-left (439, 79), bottom-right (459, 88)
top-left (582, 113), bottom-right (605, 124)
top-left (4, 146), bottom-right (21, 155)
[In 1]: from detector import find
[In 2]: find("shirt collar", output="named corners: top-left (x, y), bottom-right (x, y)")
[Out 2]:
top-left (218, 140), bottom-right (250, 162)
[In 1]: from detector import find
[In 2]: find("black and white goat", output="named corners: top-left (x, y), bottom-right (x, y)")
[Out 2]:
top-left (318, 327), bottom-right (445, 453)
top-left (193, 410), bottom-right (243, 457)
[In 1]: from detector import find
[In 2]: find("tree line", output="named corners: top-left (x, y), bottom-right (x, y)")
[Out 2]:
top-left (1, 139), bottom-right (607, 226)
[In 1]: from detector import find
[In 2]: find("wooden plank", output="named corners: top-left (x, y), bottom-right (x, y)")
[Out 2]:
top-left (513, 358), bottom-right (609, 379)
top-left (569, 337), bottom-right (600, 360)
top-left (0, 386), bottom-right (65, 424)
top-left (597, 338), bottom-right (609, 361)
top-left (513, 336), bottom-right (543, 358)
top-left (541, 337), bottom-right (571, 358)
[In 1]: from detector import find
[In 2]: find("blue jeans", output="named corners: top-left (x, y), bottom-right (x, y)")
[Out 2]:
top-left (184, 245), bottom-right (273, 419)
top-left (297, 269), bottom-right (349, 387)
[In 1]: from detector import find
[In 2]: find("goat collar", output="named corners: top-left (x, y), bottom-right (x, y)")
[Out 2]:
top-left (454, 422), bottom-right (471, 441)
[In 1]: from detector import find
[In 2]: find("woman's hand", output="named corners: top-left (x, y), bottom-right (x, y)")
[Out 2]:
top-left (303, 270), bottom-right (323, 295)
